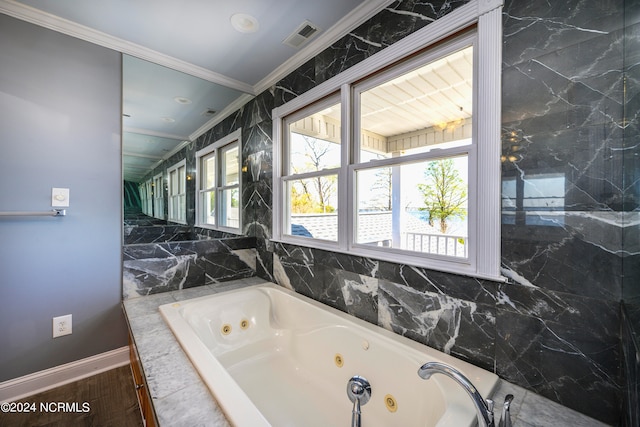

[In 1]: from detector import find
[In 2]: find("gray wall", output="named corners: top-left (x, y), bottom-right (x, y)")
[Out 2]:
top-left (0, 15), bottom-right (127, 382)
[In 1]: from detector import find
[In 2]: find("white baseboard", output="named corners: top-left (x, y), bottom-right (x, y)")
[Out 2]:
top-left (0, 346), bottom-right (129, 403)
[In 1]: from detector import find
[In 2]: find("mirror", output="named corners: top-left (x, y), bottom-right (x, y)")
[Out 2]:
top-left (122, 55), bottom-right (249, 222)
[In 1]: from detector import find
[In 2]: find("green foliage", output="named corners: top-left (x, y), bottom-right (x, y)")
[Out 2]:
top-left (417, 158), bottom-right (467, 233)
top-left (290, 181), bottom-right (336, 214)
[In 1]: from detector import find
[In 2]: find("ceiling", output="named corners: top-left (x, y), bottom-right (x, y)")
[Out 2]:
top-left (360, 46), bottom-right (473, 138)
top-left (0, 0), bottom-right (392, 182)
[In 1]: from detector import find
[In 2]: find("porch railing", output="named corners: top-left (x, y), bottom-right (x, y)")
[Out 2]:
top-left (404, 232), bottom-right (467, 258)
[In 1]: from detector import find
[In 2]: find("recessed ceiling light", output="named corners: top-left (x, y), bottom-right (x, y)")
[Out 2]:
top-left (231, 13), bottom-right (259, 33)
top-left (174, 96), bottom-right (192, 105)
top-left (161, 117), bottom-right (175, 123)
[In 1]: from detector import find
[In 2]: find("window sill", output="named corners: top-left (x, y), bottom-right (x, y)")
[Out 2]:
top-left (271, 236), bottom-right (506, 283)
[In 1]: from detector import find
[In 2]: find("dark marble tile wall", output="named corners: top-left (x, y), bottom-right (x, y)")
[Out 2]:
top-left (193, 226), bottom-right (245, 240)
top-left (137, 0), bottom-right (639, 424)
top-left (123, 211), bottom-right (168, 227)
top-left (123, 224), bottom-right (194, 245)
top-left (123, 180), bottom-right (142, 211)
top-left (500, 1), bottom-right (639, 423)
top-left (621, 1), bottom-right (640, 425)
top-left (122, 237), bottom-right (256, 299)
top-left (622, 305), bottom-right (640, 427)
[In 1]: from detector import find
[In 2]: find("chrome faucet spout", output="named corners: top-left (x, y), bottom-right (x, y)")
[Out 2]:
top-left (347, 376), bottom-right (371, 427)
top-left (418, 361), bottom-right (495, 427)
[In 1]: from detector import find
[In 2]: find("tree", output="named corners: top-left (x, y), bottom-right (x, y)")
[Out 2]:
top-left (417, 158), bottom-right (467, 233)
top-left (370, 165), bottom-right (392, 211)
top-left (290, 135), bottom-right (338, 213)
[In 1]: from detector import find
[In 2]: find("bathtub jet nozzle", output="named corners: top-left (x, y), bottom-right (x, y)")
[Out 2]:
top-left (347, 375), bottom-right (371, 427)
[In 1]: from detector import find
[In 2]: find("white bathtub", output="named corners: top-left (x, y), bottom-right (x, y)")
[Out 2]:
top-left (159, 283), bottom-right (499, 427)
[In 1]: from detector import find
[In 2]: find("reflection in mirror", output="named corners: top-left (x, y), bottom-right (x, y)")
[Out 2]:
top-left (121, 55), bottom-right (247, 229)
top-left (502, 173), bottom-right (566, 227)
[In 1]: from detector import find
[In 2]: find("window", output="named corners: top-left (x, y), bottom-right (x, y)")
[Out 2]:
top-left (273, 2), bottom-right (502, 280)
top-left (196, 129), bottom-right (242, 232)
top-left (167, 160), bottom-right (186, 224)
top-left (352, 45), bottom-right (473, 260)
top-left (283, 96), bottom-right (341, 241)
top-left (139, 180), bottom-right (153, 216)
top-left (153, 173), bottom-right (165, 220)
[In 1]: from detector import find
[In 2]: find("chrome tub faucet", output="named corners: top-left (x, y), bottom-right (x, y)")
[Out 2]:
top-left (418, 361), bottom-right (513, 427)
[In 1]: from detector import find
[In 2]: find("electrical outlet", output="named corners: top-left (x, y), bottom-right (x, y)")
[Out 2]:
top-left (53, 314), bottom-right (72, 338)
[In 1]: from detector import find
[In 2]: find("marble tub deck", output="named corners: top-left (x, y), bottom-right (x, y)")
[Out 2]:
top-left (122, 277), bottom-right (611, 427)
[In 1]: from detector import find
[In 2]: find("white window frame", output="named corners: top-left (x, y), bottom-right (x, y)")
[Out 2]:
top-left (152, 173), bottom-right (165, 220)
top-left (147, 180), bottom-right (153, 215)
top-left (281, 94), bottom-right (342, 243)
top-left (138, 183), bottom-right (146, 214)
top-left (167, 159), bottom-right (187, 224)
top-left (273, 0), bottom-right (503, 281)
top-left (195, 128), bottom-right (242, 233)
top-left (140, 179), bottom-right (153, 216)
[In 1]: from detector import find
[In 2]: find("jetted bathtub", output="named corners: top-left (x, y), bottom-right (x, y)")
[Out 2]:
top-left (159, 283), bottom-right (499, 427)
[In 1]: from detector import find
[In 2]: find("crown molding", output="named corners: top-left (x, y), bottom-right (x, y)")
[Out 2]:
top-left (0, 0), bottom-right (395, 97)
top-left (123, 151), bottom-right (164, 160)
top-left (253, 0), bottom-right (395, 94)
top-left (1, 0), bottom-right (397, 147)
top-left (0, 0), bottom-right (255, 94)
top-left (123, 127), bottom-right (188, 141)
top-left (189, 93), bottom-right (255, 141)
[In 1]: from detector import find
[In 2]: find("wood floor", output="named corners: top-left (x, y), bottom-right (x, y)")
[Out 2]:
top-left (0, 365), bottom-right (144, 427)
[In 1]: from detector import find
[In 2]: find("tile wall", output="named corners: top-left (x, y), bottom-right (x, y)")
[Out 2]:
top-left (139, 1), bottom-right (640, 423)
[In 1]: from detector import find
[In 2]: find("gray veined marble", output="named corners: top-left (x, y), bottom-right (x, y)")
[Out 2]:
top-left (379, 281), bottom-right (496, 371)
top-left (123, 238), bottom-right (257, 299)
top-left (495, 309), bottom-right (621, 421)
top-left (131, 0), bottom-right (638, 423)
top-left (123, 279), bottom-right (609, 427)
top-left (123, 254), bottom-right (202, 298)
top-left (330, 269), bottom-right (379, 325)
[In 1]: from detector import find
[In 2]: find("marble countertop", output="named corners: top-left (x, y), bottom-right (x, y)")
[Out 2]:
top-left (122, 277), bottom-right (610, 427)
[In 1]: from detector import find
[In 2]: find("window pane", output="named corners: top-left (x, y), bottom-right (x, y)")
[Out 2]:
top-left (204, 155), bottom-right (216, 189)
top-left (288, 103), bottom-right (341, 174)
top-left (169, 170), bottom-right (177, 195)
top-left (287, 175), bottom-right (338, 241)
top-left (356, 156), bottom-right (468, 258)
top-left (201, 190), bottom-right (215, 225)
top-left (178, 165), bottom-right (186, 191)
top-left (220, 187), bottom-right (239, 228)
top-left (178, 194), bottom-right (185, 222)
top-left (358, 46), bottom-right (473, 160)
top-left (222, 144), bottom-right (239, 186)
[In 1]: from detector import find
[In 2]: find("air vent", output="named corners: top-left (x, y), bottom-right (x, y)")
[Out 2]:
top-left (283, 20), bottom-right (320, 49)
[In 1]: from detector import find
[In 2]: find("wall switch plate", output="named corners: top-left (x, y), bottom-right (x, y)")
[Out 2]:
top-left (53, 314), bottom-right (72, 338)
top-left (52, 188), bottom-right (70, 207)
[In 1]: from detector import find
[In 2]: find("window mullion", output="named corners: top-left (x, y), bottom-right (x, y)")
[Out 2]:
top-left (283, 168), bottom-right (340, 182)
top-left (341, 83), bottom-right (353, 252)
top-left (215, 146), bottom-right (221, 227)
